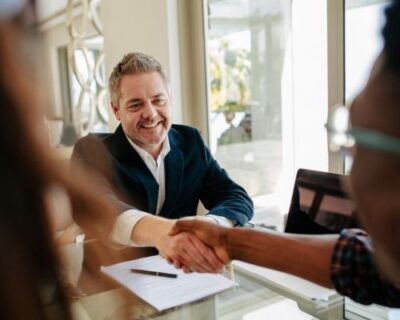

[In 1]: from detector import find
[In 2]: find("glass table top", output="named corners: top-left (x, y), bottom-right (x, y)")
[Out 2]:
top-left (72, 264), bottom-right (344, 320)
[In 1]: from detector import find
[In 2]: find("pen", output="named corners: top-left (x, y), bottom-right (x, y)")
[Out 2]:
top-left (130, 268), bottom-right (178, 278)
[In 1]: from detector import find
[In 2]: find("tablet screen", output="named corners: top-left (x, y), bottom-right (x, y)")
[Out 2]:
top-left (285, 169), bottom-right (359, 234)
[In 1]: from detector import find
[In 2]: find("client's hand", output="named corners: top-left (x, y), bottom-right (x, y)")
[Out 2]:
top-left (156, 221), bottom-right (224, 273)
top-left (169, 218), bottom-right (231, 264)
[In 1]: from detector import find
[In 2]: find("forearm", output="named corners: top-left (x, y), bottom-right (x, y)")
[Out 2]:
top-left (226, 228), bottom-right (338, 288)
top-left (132, 215), bottom-right (174, 247)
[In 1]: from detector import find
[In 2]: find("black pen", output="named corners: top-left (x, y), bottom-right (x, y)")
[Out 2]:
top-left (130, 268), bottom-right (178, 278)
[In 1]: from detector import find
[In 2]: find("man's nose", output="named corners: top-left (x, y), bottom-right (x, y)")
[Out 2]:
top-left (142, 101), bottom-right (158, 119)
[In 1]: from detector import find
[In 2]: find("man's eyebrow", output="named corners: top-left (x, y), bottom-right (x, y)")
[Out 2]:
top-left (126, 97), bottom-right (142, 104)
top-left (125, 94), bottom-right (166, 104)
top-left (153, 93), bottom-right (167, 98)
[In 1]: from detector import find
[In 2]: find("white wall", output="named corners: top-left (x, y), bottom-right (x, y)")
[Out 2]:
top-left (37, 0), bottom-right (208, 137)
top-left (101, 0), bottom-right (184, 130)
top-left (36, 0), bottom-right (68, 22)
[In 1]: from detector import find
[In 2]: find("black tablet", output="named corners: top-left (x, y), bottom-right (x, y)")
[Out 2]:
top-left (284, 168), bottom-right (360, 234)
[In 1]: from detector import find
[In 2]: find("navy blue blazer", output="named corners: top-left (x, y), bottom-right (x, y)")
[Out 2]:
top-left (72, 124), bottom-right (253, 226)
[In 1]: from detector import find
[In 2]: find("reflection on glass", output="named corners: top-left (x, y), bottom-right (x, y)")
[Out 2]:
top-left (206, 0), bottom-right (291, 197)
top-left (297, 186), bottom-right (357, 233)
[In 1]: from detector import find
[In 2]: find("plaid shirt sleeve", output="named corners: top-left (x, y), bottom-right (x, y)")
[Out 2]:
top-left (331, 228), bottom-right (400, 307)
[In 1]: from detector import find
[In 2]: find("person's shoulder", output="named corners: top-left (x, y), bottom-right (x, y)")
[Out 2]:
top-left (89, 132), bottom-right (113, 142)
top-left (169, 124), bottom-right (204, 148)
top-left (73, 132), bottom-right (113, 158)
top-left (169, 124), bottom-right (201, 140)
top-left (74, 132), bottom-right (110, 148)
top-left (170, 124), bottom-right (199, 135)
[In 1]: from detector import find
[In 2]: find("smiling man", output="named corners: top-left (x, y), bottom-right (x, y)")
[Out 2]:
top-left (112, 71), bottom-right (170, 159)
top-left (72, 52), bottom-right (253, 272)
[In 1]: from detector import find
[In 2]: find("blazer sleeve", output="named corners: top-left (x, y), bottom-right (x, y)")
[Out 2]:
top-left (70, 135), bottom-right (133, 214)
top-left (195, 129), bottom-right (254, 226)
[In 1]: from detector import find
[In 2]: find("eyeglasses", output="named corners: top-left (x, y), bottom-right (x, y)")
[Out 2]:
top-left (326, 104), bottom-right (400, 156)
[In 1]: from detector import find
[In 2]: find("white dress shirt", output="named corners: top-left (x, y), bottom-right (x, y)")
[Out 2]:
top-left (110, 135), bottom-right (234, 246)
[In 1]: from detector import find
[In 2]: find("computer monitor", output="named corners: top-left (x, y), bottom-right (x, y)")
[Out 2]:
top-left (284, 168), bottom-right (360, 235)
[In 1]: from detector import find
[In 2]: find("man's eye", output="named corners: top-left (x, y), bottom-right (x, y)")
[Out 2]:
top-left (154, 98), bottom-right (166, 105)
top-left (128, 103), bottom-right (141, 109)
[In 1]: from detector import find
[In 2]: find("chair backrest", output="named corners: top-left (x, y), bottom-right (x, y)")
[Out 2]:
top-left (284, 168), bottom-right (359, 235)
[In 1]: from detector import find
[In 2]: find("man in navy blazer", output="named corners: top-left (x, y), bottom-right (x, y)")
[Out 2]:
top-left (72, 52), bottom-right (253, 273)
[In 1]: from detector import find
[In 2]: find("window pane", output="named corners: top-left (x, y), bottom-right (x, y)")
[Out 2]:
top-left (345, 0), bottom-right (388, 103)
top-left (344, 0), bottom-right (389, 171)
top-left (205, 0), bottom-right (292, 200)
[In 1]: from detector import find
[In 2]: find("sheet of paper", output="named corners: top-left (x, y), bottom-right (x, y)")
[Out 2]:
top-left (243, 299), bottom-right (315, 320)
top-left (101, 255), bottom-right (237, 312)
top-left (233, 260), bottom-right (335, 302)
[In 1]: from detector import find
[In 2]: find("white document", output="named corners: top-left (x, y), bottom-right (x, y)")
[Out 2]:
top-left (233, 260), bottom-right (335, 302)
top-left (100, 255), bottom-right (237, 312)
top-left (243, 299), bottom-right (316, 320)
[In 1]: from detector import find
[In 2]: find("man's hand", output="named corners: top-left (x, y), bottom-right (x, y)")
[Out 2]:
top-left (131, 215), bottom-right (225, 273)
top-left (169, 217), bottom-right (231, 264)
top-left (157, 231), bottom-right (225, 273)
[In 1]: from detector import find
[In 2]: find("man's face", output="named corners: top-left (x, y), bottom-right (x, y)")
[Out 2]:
top-left (348, 66), bottom-right (400, 284)
top-left (112, 72), bottom-right (171, 153)
top-left (349, 68), bottom-right (400, 226)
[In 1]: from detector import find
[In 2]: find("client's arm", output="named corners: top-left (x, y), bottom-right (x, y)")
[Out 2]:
top-left (171, 219), bottom-right (400, 307)
top-left (171, 218), bottom-right (337, 288)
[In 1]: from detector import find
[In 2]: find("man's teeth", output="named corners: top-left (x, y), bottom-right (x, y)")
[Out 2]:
top-left (142, 123), bottom-right (158, 128)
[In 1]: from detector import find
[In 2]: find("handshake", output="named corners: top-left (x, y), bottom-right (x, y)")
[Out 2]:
top-left (158, 217), bottom-right (232, 274)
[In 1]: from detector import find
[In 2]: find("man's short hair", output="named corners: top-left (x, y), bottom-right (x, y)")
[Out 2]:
top-left (108, 52), bottom-right (168, 105)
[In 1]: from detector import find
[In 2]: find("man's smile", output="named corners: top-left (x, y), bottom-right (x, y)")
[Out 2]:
top-left (140, 121), bottom-right (162, 129)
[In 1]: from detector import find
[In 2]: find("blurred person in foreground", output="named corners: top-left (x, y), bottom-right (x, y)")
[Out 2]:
top-left (0, 0), bottom-right (121, 319)
top-left (72, 52), bottom-right (253, 273)
top-left (171, 0), bottom-right (400, 307)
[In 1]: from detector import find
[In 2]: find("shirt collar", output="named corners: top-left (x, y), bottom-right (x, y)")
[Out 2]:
top-left (126, 135), bottom-right (170, 162)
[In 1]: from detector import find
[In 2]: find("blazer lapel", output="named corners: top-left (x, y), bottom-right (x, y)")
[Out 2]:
top-left (162, 135), bottom-right (184, 217)
top-left (110, 125), bottom-right (159, 214)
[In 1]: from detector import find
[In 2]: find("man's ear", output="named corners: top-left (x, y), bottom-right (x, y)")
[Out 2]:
top-left (111, 102), bottom-right (120, 121)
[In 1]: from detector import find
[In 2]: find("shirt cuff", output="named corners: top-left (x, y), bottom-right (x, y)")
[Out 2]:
top-left (110, 209), bottom-right (150, 246)
top-left (206, 214), bottom-right (236, 227)
top-left (331, 228), bottom-right (372, 300)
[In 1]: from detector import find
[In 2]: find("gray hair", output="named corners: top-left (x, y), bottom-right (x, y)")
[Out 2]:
top-left (108, 52), bottom-right (168, 105)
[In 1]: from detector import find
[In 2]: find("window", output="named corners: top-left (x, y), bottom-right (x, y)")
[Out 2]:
top-left (205, 0), bottom-right (292, 221)
top-left (343, 0), bottom-right (389, 171)
top-left (204, 0), bottom-right (330, 224)
top-left (345, 0), bottom-right (389, 103)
